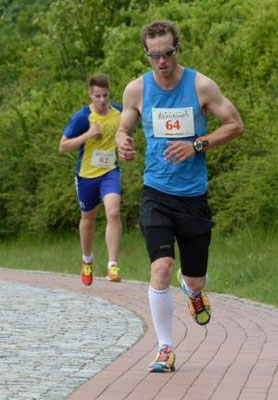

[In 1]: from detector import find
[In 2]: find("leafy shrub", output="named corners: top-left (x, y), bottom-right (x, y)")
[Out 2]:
top-left (0, 0), bottom-right (277, 236)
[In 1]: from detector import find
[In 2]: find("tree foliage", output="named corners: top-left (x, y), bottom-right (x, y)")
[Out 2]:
top-left (0, 0), bottom-right (277, 236)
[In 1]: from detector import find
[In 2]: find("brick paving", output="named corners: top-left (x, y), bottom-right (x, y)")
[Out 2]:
top-left (0, 268), bottom-right (278, 400)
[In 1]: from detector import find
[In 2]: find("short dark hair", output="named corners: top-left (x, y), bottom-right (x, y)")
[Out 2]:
top-left (88, 73), bottom-right (110, 90)
top-left (141, 20), bottom-right (180, 50)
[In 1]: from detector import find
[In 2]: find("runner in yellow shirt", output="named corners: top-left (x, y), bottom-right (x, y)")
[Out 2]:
top-left (60, 73), bottom-right (122, 285)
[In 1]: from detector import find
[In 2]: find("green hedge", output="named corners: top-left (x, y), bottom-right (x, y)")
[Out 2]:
top-left (0, 0), bottom-right (277, 236)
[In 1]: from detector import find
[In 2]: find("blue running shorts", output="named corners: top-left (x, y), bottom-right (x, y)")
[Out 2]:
top-left (75, 168), bottom-right (121, 212)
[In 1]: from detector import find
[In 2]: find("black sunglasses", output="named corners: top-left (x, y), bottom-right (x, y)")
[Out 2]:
top-left (146, 47), bottom-right (177, 60)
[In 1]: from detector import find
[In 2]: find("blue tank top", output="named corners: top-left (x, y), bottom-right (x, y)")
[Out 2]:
top-left (142, 68), bottom-right (208, 196)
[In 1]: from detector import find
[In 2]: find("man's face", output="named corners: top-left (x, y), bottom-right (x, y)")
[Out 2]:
top-left (145, 32), bottom-right (178, 78)
top-left (89, 86), bottom-right (109, 112)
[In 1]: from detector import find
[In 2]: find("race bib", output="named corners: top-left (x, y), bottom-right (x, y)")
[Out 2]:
top-left (152, 107), bottom-right (195, 138)
top-left (91, 150), bottom-right (116, 168)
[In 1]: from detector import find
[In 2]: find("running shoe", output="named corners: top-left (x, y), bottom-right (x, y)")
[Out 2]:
top-left (177, 268), bottom-right (211, 325)
top-left (81, 262), bottom-right (93, 286)
top-left (106, 266), bottom-right (121, 282)
top-left (149, 345), bottom-right (176, 372)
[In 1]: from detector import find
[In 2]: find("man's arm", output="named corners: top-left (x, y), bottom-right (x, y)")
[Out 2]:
top-left (59, 123), bottom-right (101, 153)
top-left (196, 73), bottom-right (244, 149)
top-left (116, 78), bottom-right (142, 162)
top-left (164, 73), bottom-right (244, 163)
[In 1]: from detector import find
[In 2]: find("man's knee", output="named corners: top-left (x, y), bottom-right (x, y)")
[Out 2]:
top-left (81, 210), bottom-right (96, 225)
top-left (151, 257), bottom-right (174, 288)
top-left (184, 275), bottom-right (207, 292)
top-left (106, 206), bottom-right (120, 221)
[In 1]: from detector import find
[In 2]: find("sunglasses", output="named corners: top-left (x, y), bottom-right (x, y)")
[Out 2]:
top-left (146, 46), bottom-right (177, 60)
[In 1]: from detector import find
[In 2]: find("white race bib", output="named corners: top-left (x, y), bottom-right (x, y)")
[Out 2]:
top-left (152, 107), bottom-right (195, 138)
top-left (91, 150), bottom-right (116, 168)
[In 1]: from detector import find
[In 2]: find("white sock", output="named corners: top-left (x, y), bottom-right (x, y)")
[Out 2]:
top-left (181, 273), bottom-right (208, 297)
top-left (108, 261), bottom-right (118, 270)
top-left (82, 254), bottom-right (93, 264)
top-left (148, 285), bottom-right (173, 349)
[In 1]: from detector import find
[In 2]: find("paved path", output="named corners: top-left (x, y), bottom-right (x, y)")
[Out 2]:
top-left (0, 269), bottom-right (278, 400)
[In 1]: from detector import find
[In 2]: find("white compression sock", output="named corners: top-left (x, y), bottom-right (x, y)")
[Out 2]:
top-left (148, 285), bottom-right (173, 349)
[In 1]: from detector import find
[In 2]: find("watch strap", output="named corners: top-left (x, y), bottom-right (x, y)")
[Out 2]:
top-left (193, 136), bottom-right (209, 153)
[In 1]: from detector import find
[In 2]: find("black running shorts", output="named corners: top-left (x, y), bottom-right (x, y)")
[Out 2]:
top-left (139, 186), bottom-right (214, 277)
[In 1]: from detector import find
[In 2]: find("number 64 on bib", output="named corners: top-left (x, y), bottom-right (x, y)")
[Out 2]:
top-left (152, 107), bottom-right (195, 138)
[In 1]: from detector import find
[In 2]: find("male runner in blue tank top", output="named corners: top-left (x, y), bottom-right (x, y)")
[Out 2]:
top-left (116, 21), bottom-right (244, 372)
top-left (60, 73), bottom-right (123, 286)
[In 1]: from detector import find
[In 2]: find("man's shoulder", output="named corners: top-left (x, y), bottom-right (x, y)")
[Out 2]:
top-left (124, 77), bottom-right (143, 102)
top-left (195, 72), bottom-right (223, 109)
top-left (111, 103), bottom-right (123, 112)
top-left (126, 76), bottom-right (143, 91)
top-left (195, 72), bottom-right (215, 91)
top-left (73, 105), bottom-right (91, 118)
top-left (63, 105), bottom-right (90, 136)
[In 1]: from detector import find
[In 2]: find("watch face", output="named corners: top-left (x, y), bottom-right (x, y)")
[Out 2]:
top-left (194, 140), bottom-right (203, 152)
top-left (196, 142), bottom-right (202, 150)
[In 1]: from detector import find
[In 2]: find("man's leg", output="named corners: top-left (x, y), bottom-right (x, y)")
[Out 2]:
top-left (148, 257), bottom-right (176, 372)
top-left (149, 256), bottom-right (174, 344)
top-left (142, 225), bottom-right (176, 372)
top-left (79, 208), bottom-right (97, 259)
top-left (177, 231), bottom-right (211, 325)
top-left (79, 209), bottom-right (97, 286)
top-left (75, 175), bottom-right (101, 286)
top-left (103, 193), bottom-right (122, 281)
top-left (100, 168), bottom-right (122, 281)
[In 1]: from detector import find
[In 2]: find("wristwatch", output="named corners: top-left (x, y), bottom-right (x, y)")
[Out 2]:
top-left (193, 138), bottom-right (209, 154)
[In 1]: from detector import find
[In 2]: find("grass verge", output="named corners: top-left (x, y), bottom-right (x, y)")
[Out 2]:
top-left (0, 227), bottom-right (277, 306)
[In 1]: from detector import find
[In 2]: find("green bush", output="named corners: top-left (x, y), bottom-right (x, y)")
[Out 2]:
top-left (0, 0), bottom-right (277, 237)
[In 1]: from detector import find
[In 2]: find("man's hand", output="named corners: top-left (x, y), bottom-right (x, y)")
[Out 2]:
top-left (87, 123), bottom-right (102, 140)
top-left (117, 136), bottom-right (136, 162)
top-left (164, 141), bottom-right (196, 164)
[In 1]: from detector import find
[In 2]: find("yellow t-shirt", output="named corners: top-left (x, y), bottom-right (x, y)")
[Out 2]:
top-left (79, 105), bottom-right (121, 178)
